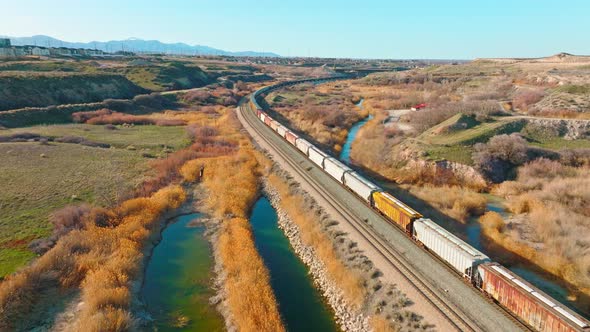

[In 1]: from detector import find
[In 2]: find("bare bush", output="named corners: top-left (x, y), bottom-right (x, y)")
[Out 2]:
top-left (72, 109), bottom-right (112, 123)
top-left (50, 204), bottom-right (92, 238)
top-left (513, 89), bottom-right (545, 111)
top-left (473, 134), bottom-right (529, 182)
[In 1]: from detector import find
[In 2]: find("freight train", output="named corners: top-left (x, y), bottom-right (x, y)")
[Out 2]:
top-left (247, 79), bottom-right (590, 332)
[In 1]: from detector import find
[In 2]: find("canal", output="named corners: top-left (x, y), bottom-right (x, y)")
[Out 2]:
top-left (250, 196), bottom-right (338, 332)
top-left (142, 213), bottom-right (225, 331)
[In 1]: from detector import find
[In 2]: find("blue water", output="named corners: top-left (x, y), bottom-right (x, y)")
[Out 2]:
top-left (339, 99), bottom-right (372, 165)
top-left (250, 197), bottom-right (338, 332)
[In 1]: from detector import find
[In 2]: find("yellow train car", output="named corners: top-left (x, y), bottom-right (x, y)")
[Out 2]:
top-left (372, 191), bottom-right (422, 233)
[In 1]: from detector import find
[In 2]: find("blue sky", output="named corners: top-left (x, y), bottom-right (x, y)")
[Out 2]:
top-left (1, 0), bottom-right (588, 59)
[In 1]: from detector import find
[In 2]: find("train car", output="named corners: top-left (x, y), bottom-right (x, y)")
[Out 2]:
top-left (269, 119), bottom-right (280, 131)
top-left (285, 131), bottom-right (299, 146)
top-left (277, 125), bottom-right (288, 138)
top-left (343, 171), bottom-right (380, 203)
top-left (372, 192), bottom-right (422, 233)
top-left (413, 218), bottom-right (490, 282)
top-left (479, 263), bottom-right (590, 332)
top-left (296, 138), bottom-right (313, 156)
top-left (323, 157), bottom-right (352, 183)
top-left (263, 115), bottom-right (273, 127)
top-left (308, 146), bottom-right (328, 168)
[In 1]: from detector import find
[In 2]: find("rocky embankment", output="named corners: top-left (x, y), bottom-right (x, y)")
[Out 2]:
top-left (264, 182), bottom-right (368, 331)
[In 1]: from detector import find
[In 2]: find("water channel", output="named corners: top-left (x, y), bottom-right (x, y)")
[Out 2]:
top-left (142, 213), bottom-right (225, 331)
top-left (250, 197), bottom-right (338, 332)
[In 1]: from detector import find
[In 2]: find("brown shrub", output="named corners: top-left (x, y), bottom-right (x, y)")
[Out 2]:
top-left (50, 204), bottom-right (92, 238)
top-left (513, 89), bottom-right (545, 111)
top-left (186, 123), bottom-right (217, 140)
top-left (72, 108), bottom-right (113, 123)
top-left (86, 112), bottom-right (154, 125)
top-left (473, 133), bottom-right (529, 182)
top-left (153, 118), bottom-right (186, 126)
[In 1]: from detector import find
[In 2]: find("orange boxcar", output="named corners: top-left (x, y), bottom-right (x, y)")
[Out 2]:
top-left (372, 192), bottom-right (422, 233)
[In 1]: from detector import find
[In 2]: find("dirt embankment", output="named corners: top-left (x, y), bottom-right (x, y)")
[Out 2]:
top-left (0, 73), bottom-right (147, 111)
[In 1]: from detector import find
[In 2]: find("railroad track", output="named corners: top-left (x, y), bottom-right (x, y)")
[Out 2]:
top-left (248, 77), bottom-right (535, 331)
top-left (239, 101), bottom-right (494, 331)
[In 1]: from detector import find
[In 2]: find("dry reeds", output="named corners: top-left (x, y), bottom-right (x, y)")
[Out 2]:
top-left (0, 185), bottom-right (186, 330)
top-left (488, 159), bottom-right (590, 295)
top-left (218, 217), bottom-right (285, 332)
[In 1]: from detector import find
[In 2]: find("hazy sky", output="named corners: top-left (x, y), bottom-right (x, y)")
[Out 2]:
top-left (2, 0), bottom-right (589, 59)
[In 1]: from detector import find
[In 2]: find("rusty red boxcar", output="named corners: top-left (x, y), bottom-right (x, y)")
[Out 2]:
top-left (285, 131), bottom-right (299, 146)
top-left (263, 115), bottom-right (273, 127)
top-left (478, 263), bottom-right (589, 332)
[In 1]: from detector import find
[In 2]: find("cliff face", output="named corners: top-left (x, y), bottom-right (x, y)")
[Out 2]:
top-left (525, 118), bottom-right (590, 140)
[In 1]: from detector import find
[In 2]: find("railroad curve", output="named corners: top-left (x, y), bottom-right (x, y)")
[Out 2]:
top-left (237, 85), bottom-right (528, 331)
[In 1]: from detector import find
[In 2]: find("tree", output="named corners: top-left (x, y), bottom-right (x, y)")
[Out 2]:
top-left (473, 134), bottom-right (528, 182)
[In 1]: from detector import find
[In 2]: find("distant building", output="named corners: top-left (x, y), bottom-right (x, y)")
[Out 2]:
top-left (31, 46), bottom-right (50, 56)
top-left (0, 38), bottom-right (11, 47)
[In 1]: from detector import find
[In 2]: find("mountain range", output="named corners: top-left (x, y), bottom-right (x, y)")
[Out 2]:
top-left (2, 35), bottom-right (280, 57)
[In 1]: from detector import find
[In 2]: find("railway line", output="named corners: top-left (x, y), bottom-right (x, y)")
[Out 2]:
top-left (240, 75), bottom-right (590, 332)
top-left (237, 98), bottom-right (527, 331)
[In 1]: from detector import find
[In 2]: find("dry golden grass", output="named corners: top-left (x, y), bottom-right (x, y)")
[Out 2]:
top-left (218, 217), bottom-right (285, 332)
top-left (183, 110), bottom-right (285, 331)
top-left (268, 173), bottom-right (365, 307)
top-left (407, 185), bottom-right (487, 222)
top-left (0, 185), bottom-right (186, 331)
top-left (179, 159), bottom-right (203, 182)
top-left (370, 315), bottom-right (398, 332)
top-left (487, 159), bottom-right (590, 295)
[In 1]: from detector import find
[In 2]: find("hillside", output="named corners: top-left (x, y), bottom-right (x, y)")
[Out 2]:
top-left (0, 72), bottom-right (147, 111)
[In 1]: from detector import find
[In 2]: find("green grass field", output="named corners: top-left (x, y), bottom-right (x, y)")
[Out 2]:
top-left (424, 145), bottom-right (475, 165)
top-left (417, 114), bottom-right (590, 164)
top-left (3, 124), bottom-right (190, 155)
top-left (420, 115), bottom-right (525, 146)
top-left (0, 124), bottom-right (189, 276)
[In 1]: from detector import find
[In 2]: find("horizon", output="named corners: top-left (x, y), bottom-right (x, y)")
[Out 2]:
top-left (2, 0), bottom-right (590, 59)
top-left (4, 34), bottom-right (587, 61)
